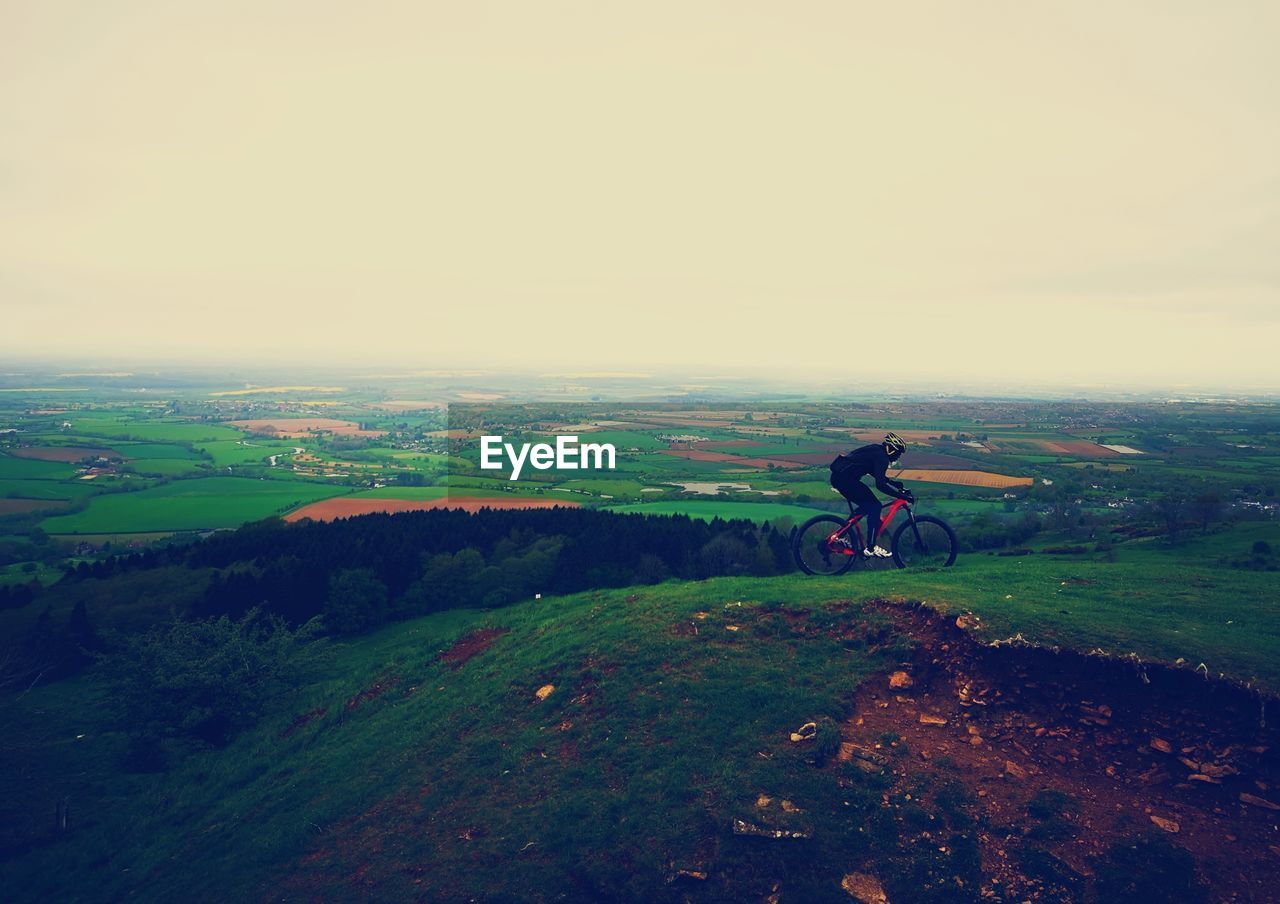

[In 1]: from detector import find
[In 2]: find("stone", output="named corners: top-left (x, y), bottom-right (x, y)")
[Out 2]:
top-left (841, 872), bottom-right (889, 903)
top-left (919, 714), bottom-right (948, 727)
top-left (535, 684), bottom-right (555, 701)
top-left (1150, 737), bottom-right (1172, 754)
top-left (1149, 815), bottom-right (1180, 833)
top-left (1188, 774), bottom-right (1222, 785)
top-left (889, 671), bottom-right (914, 689)
top-left (1004, 761), bottom-right (1028, 781)
top-left (790, 722), bottom-right (818, 743)
top-left (1239, 792), bottom-right (1280, 811)
top-left (732, 818), bottom-right (810, 840)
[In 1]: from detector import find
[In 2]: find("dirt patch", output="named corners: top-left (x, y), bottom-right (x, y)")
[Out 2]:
top-left (10, 446), bottom-right (118, 462)
top-left (285, 496), bottom-right (579, 522)
top-left (280, 706), bottom-right (328, 739)
top-left (345, 676), bottom-right (399, 712)
top-left (439, 627), bottom-right (510, 669)
top-left (839, 599), bottom-right (1280, 901)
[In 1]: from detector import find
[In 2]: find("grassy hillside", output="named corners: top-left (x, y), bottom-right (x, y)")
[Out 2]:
top-left (3, 580), bottom-right (907, 901)
top-left (4, 522), bottom-right (1279, 901)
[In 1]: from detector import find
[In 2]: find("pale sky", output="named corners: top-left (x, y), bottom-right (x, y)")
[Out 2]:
top-left (2, 1), bottom-right (1278, 388)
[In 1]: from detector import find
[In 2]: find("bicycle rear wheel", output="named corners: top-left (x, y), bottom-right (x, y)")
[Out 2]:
top-left (792, 514), bottom-right (859, 576)
top-left (891, 515), bottom-right (958, 569)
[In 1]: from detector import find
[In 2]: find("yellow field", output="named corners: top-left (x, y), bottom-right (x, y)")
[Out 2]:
top-left (890, 468), bottom-right (1032, 488)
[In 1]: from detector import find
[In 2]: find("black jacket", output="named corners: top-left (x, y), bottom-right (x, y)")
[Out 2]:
top-left (830, 443), bottom-right (909, 499)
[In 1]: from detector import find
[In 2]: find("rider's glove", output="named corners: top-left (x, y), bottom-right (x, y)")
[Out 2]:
top-left (902, 490), bottom-right (916, 504)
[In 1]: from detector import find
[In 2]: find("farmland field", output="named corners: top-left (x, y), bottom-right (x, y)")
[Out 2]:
top-left (39, 477), bottom-right (345, 534)
top-left (1, 382), bottom-right (1277, 586)
top-left (285, 495), bottom-right (578, 521)
top-left (888, 468), bottom-right (1033, 488)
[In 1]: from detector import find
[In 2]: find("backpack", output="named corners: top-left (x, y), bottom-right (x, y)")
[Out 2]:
top-left (830, 453), bottom-right (854, 475)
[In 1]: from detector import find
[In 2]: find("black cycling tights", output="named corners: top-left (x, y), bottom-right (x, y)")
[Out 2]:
top-left (831, 474), bottom-right (883, 547)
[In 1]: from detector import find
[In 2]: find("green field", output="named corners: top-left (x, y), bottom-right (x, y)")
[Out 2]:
top-left (77, 422), bottom-right (247, 443)
top-left (125, 459), bottom-right (209, 478)
top-left (39, 477), bottom-right (347, 534)
top-left (0, 454), bottom-right (77, 480)
top-left (111, 442), bottom-right (206, 461)
top-left (193, 440), bottom-right (301, 468)
top-left (0, 478), bottom-right (100, 501)
top-left (347, 486), bottom-right (453, 500)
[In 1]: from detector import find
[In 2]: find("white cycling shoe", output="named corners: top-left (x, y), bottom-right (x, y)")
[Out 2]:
top-left (863, 545), bottom-right (893, 558)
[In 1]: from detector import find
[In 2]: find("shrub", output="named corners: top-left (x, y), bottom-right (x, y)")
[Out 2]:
top-left (96, 610), bottom-right (324, 767)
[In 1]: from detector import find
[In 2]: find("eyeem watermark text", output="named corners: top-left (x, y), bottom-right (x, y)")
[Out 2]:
top-left (480, 435), bottom-right (616, 481)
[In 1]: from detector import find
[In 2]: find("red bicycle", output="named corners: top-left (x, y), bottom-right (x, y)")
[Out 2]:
top-left (791, 496), bottom-right (958, 575)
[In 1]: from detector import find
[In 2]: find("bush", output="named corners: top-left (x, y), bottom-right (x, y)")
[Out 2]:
top-left (96, 610), bottom-right (324, 766)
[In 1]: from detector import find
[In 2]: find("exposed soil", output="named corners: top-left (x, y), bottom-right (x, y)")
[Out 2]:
top-left (439, 627), bottom-right (510, 669)
top-left (279, 706), bottom-right (328, 739)
top-left (284, 496), bottom-right (579, 522)
top-left (344, 676), bottom-right (399, 713)
top-left (841, 599), bottom-right (1280, 901)
top-left (889, 468), bottom-right (1033, 489)
top-left (1038, 440), bottom-right (1118, 457)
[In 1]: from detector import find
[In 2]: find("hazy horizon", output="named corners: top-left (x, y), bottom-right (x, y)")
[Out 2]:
top-left (3, 2), bottom-right (1278, 387)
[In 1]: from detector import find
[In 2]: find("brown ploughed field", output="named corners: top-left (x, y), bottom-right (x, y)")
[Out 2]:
top-left (285, 496), bottom-right (579, 522)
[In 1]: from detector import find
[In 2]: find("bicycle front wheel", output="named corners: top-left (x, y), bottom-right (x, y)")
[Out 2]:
top-left (891, 515), bottom-right (958, 569)
top-left (792, 514), bottom-right (858, 576)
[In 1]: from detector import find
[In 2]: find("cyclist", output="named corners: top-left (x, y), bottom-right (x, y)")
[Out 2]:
top-left (829, 431), bottom-right (914, 557)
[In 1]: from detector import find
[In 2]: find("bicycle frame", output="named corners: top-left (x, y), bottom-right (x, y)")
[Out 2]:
top-left (827, 497), bottom-right (914, 553)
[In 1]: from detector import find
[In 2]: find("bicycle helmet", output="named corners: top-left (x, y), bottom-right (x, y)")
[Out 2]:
top-left (884, 432), bottom-right (906, 459)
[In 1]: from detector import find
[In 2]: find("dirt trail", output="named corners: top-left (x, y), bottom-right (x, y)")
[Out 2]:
top-left (841, 599), bottom-right (1280, 901)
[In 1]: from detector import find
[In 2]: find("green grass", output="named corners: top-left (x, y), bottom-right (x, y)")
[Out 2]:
top-left (75, 422), bottom-right (247, 443)
top-left (111, 442), bottom-right (206, 461)
top-left (0, 454), bottom-right (78, 480)
top-left (0, 478), bottom-right (100, 501)
top-left (193, 440), bottom-right (301, 468)
top-left (4, 522), bottom-right (1280, 899)
top-left (822, 523), bottom-right (1280, 691)
top-left (1, 580), bottom-right (902, 901)
top-left (39, 477), bottom-right (348, 534)
top-left (12, 526), bottom-right (1280, 900)
top-left (125, 459), bottom-right (209, 478)
top-left (347, 486), bottom-right (452, 500)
